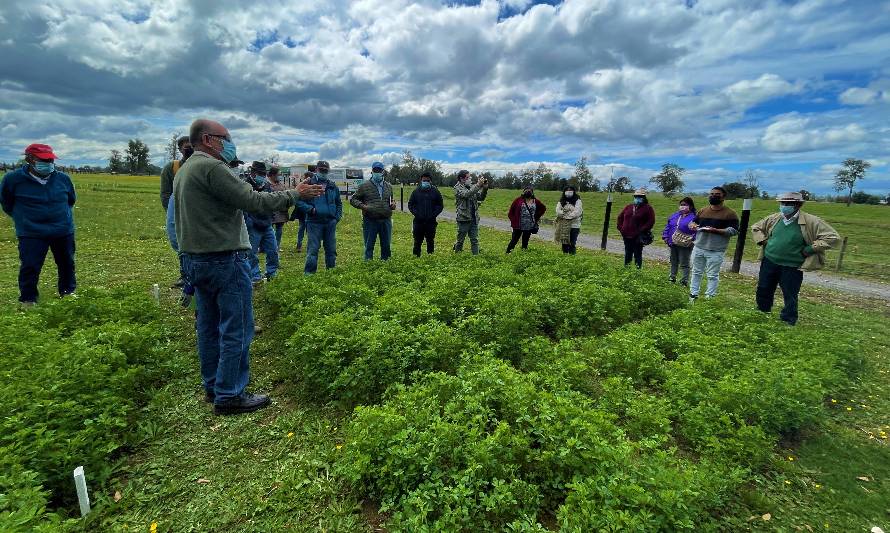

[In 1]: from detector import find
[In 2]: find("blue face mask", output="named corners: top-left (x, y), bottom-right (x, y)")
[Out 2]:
top-left (633, 197), bottom-right (644, 205)
top-left (254, 175), bottom-right (266, 185)
top-left (779, 205), bottom-right (797, 216)
top-left (371, 172), bottom-right (383, 182)
top-left (33, 161), bottom-right (55, 176)
top-left (420, 181), bottom-right (431, 189)
top-left (219, 139), bottom-right (237, 164)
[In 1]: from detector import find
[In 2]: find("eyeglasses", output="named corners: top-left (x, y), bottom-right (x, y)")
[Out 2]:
top-left (205, 133), bottom-right (231, 142)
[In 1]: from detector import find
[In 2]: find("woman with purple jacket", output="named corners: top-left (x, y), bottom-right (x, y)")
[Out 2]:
top-left (662, 196), bottom-right (697, 285)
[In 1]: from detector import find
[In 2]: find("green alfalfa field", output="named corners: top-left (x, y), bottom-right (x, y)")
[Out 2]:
top-left (0, 174), bottom-right (888, 531)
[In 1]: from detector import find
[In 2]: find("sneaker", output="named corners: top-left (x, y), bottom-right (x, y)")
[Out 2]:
top-left (668, 277), bottom-right (676, 283)
top-left (295, 247), bottom-right (302, 253)
top-left (172, 278), bottom-right (186, 288)
top-left (688, 294), bottom-right (697, 304)
top-left (18, 301), bottom-right (36, 310)
top-left (214, 392), bottom-right (271, 415)
top-left (254, 324), bottom-right (263, 334)
top-left (204, 391), bottom-right (214, 403)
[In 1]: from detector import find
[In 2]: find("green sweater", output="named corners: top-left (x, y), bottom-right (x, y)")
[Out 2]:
top-left (765, 219), bottom-right (812, 267)
top-left (173, 152), bottom-right (300, 254)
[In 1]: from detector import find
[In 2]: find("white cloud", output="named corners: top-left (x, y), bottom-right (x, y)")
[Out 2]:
top-left (1, 0), bottom-right (889, 193)
top-left (840, 87), bottom-right (880, 106)
top-left (761, 117), bottom-right (867, 153)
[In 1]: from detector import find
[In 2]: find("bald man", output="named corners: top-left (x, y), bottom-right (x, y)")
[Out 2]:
top-left (173, 119), bottom-right (323, 415)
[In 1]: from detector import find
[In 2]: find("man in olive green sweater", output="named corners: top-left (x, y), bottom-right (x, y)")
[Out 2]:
top-left (349, 161), bottom-right (396, 260)
top-left (174, 119), bottom-right (323, 415)
top-left (751, 191), bottom-right (839, 325)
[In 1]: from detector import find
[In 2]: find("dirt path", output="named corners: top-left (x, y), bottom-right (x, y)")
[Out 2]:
top-left (436, 210), bottom-right (890, 299)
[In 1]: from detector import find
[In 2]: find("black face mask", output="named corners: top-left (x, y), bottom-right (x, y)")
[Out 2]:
top-left (708, 196), bottom-right (722, 205)
top-left (523, 191), bottom-right (533, 198)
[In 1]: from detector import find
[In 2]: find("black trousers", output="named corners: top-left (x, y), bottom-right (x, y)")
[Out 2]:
top-left (562, 228), bottom-right (580, 254)
top-left (756, 257), bottom-right (803, 325)
top-left (623, 236), bottom-right (643, 268)
top-left (413, 219), bottom-right (437, 256)
top-left (506, 229), bottom-right (532, 252)
top-left (18, 234), bottom-right (76, 303)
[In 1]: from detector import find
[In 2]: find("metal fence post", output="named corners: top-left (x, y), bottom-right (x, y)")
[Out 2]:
top-left (731, 198), bottom-right (753, 273)
top-left (601, 193), bottom-right (613, 250)
top-left (400, 184), bottom-right (405, 211)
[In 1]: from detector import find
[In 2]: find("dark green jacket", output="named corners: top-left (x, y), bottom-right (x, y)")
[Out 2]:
top-left (349, 179), bottom-right (394, 219)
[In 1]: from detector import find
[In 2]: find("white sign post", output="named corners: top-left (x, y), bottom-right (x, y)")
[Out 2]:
top-left (73, 466), bottom-right (90, 516)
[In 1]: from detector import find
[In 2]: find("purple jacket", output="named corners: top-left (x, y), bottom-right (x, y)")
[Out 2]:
top-left (662, 211), bottom-right (697, 246)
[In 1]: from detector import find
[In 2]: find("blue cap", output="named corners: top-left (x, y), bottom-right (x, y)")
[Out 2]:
top-left (371, 161), bottom-right (384, 170)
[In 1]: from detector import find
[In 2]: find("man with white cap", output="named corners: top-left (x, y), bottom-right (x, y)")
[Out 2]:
top-left (751, 192), bottom-right (840, 325)
top-left (1, 143), bottom-right (76, 306)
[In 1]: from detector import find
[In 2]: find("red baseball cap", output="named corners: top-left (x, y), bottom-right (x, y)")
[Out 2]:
top-left (24, 143), bottom-right (58, 160)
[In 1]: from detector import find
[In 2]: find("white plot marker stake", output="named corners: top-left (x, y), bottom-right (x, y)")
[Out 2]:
top-left (73, 466), bottom-right (90, 516)
top-left (151, 283), bottom-right (161, 304)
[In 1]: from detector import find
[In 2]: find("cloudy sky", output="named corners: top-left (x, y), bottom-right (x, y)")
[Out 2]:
top-left (2, 0), bottom-right (889, 194)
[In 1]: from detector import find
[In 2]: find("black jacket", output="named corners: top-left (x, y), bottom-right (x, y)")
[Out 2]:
top-left (245, 178), bottom-right (274, 230)
top-left (408, 186), bottom-right (444, 221)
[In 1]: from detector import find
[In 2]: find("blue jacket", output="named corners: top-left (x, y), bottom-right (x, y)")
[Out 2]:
top-left (1, 165), bottom-right (76, 238)
top-left (296, 177), bottom-right (342, 223)
top-left (166, 192), bottom-right (179, 252)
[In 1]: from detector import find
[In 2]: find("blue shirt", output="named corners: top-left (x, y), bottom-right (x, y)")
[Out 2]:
top-left (1, 165), bottom-right (76, 238)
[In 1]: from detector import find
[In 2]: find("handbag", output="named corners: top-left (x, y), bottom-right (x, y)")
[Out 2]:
top-left (671, 229), bottom-right (694, 247)
top-left (640, 230), bottom-right (653, 246)
top-left (671, 215), bottom-right (694, 248)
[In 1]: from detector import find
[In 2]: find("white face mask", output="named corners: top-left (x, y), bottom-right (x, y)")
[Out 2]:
top-left (565, 191), bottom-right (574, 198)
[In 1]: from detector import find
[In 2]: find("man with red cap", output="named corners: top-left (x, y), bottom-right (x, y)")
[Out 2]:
top-left (1, 144), bottom-right (77, 306)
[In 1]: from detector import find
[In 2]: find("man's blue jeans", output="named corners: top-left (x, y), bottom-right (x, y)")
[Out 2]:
top-left (305, 219), bottom-right (338, 274)
top-left (296, 220), bottom-right (306, 250)
top-left (180, 251), bottom-right (254, 404)
top-left (363, 218), bottom-right (392, 260)
top-left (17, 234), bottom-right (76, 303)
top-left (274, 223), bottom-right (284, 249)
top-left (247, 224), bottom-right (279, 281)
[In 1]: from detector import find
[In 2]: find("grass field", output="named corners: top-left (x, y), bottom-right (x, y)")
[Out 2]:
top-left (1, 174), bottom-right (889, 531)
top-left (431, 187), bottom-right (890, 284)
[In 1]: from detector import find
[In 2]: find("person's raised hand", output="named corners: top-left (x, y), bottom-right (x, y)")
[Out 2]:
top-left (297, 183), bottom-right (325, 199)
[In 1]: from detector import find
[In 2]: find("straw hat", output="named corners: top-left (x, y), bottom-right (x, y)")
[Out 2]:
top-left (776, 192), bottom-right (805, 203)
top-left (633, 187), bottom-right (647, 196)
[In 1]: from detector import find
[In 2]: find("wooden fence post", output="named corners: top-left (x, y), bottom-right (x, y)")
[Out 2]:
top-left (731, 198), bottom-right (753, 273)
top-left (835, 236), bottom-right (848, 272)
top-left (601, 193), bottom-right (613, 250)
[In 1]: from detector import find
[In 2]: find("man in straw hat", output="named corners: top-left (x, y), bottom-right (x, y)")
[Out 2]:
top-left (751, 191), bottom-right (840, 325)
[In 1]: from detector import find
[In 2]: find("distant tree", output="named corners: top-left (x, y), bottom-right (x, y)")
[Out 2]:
top-left (721, 181), bottom-right (751, 200)
top-left (109, 149), bottom-right (126, 174)
top-left (649, 163), bottom-right (685, 197)
top-left (761, 190), bottom-right (771, 200)
top-left (125, 139), bottom-right (150, 174)
top-left (851, 191), bottom-right (881, 205)
top-left (798, 189), bottom-right (813, 201)
top-left (834, 158), bottom-right (871, 207)
top-left (607, 176), bottom-right (632, 194)
top-left (742, 170), bottom-right (760, 198)
top-left (571, 156), bottom-right (595, 192)
top-left (164, 132), bottom-right (180, 162)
